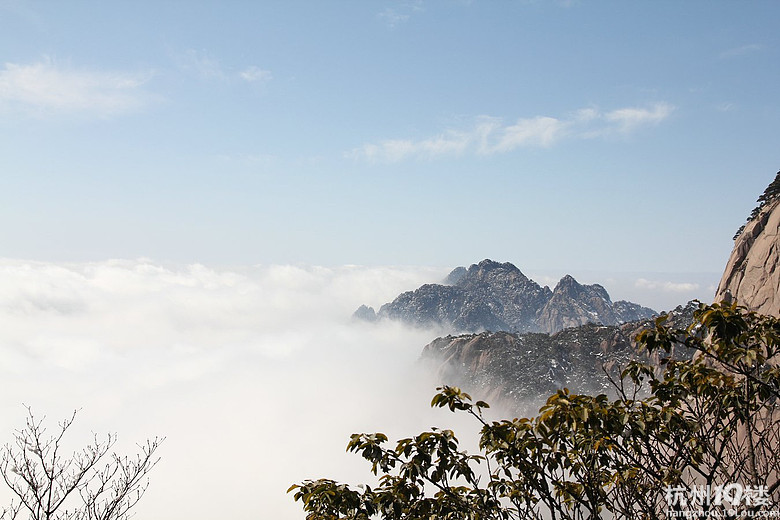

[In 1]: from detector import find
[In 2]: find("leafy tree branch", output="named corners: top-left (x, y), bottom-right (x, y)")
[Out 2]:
top-left (291, 301), bottom-right (780, 520)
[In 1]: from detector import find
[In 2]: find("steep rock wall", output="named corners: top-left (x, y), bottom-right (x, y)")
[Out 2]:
top-left (715, 199), bottom-right (780, 316)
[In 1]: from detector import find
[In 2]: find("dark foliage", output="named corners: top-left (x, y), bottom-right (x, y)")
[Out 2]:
top-left (734, 170), bottom-right (780, 240)
top-left (291, 302), bottom-right (780, 520)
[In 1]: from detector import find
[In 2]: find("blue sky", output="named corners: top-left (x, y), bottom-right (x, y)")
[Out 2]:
top-left (1, 0), bottom-right (779, 290)
top-left (1, 3), bottom-right (780, 518)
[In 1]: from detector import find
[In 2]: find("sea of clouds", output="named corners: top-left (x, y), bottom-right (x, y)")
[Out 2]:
top-left (0, 259), bottom-right (498, 520)
top-left (0, 258), bottom-right (716, 519)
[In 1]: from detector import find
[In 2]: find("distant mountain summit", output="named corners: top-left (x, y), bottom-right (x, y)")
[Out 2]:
top-left (354, 259), bottom-right (656, 334)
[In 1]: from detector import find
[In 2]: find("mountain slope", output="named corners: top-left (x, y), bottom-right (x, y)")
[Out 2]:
top-left (421, 302), bottom-right (696, 414)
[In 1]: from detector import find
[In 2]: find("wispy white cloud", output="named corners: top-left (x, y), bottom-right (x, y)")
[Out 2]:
top-left (602, 103), bottom-right (674, 133)
top-left (378, 7), bottom-right (410, 27)
top-left (378, 1), bottom-right (424, 28)
top-left (174, 49), bottom-right (272, 84)
top-left (0, 58), bottom-right (154, 117)
top-left (348, 102), bottom-right (675, 162)
top-left (635, 278), bottom-right (700, 293)
top-left (239, 65), bottom-right (273, 83)
top-left (355, 129), bottom-right (472, 162)
top-left (176, 49), bottom-right (225, 80)
top-left (719, 43), bottom-right (764, 59)
top-left (486, 116), bottom-right (567, 153)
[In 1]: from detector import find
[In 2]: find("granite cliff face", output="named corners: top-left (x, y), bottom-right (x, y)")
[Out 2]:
top-left (715, 197), bottom-right (780, 317)
top-left (356, 259), bottom-right (655, 334)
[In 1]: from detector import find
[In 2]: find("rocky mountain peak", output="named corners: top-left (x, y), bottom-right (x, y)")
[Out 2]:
top-left (553, 275), bottom-right (610, 300)
top-left (352, 304), bottom-right (377, 322)
top-left (355, 259), bottom-right (655, 334)
top-left (557, 274), bottom-right (577, 286)
top-left (454, 260), bottom-right (531, 289)
top-left (535, 275), bottom-right (622, 334)
top-left (552, 275), bottom-right (590, 297)
top-left (466, 259), bottom-right (525, 277)
top-left (444, 266), bottom-right (467, 285)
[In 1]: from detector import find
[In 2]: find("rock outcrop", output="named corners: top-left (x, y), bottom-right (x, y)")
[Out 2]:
top-left (352, 304), bottom-right (377, 322)
top-left (421, 302), bottom-right (697, 414)
top-left (538, 275), bottom-right (619, 333)
top-left (421, 327), bottom-right (634, 416)
top-left (356, 259), bottom-right (655, 334)
top-left (715, 188), bottom-right (780, 317)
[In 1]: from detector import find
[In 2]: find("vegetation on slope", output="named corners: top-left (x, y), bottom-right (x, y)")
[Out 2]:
top-left (734, 170), bottom-right (780, 240)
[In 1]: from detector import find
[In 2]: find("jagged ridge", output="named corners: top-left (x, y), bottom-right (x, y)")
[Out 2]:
top-left (355, 259), bottom-right (656, 334)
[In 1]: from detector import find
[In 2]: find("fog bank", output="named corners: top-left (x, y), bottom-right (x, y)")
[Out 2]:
top-left (0, 259), bottom-right (464, 520)
top-left (0, 258), bottom-right (716, 518)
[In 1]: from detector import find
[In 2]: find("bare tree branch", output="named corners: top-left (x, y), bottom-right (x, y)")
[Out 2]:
top-left (0, 408), bottom-right (162, 520)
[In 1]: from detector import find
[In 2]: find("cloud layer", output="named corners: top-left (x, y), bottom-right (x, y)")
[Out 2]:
top-left (347, 102), bottom-right (674, 162)
top-left (0, 259), bottom-right (718, 518)
top-left (0, 259), bottom-right (457, 520)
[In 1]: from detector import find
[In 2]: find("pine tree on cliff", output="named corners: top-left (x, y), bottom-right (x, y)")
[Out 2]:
top-left (753, 170), bottom-right (780, 213)
top-left (734, 169), bottom-right (780, 240)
